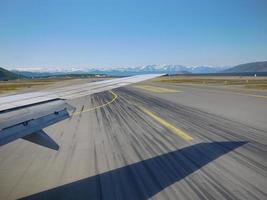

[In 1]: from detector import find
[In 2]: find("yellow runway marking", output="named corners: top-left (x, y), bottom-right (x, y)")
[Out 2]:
top-left (140, 107), bottom-right (193, 141)
top-left (133, 85), bottom-right (181, 93)
top-left (73, 90), bottom-right (118, 115)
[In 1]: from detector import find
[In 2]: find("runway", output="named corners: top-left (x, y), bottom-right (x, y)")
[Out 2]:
top-left (0, 81), bottom-right (266, 199)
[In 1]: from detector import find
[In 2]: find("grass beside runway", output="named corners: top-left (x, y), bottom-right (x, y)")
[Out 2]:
top-left (0, 79), bottom-right (61, 93)
top-left (154, 75), bottom-right (267, 90)
top-left (0, 77), bottom-right (110, 94)
top-left (132, 85), bottom-right (181, 93)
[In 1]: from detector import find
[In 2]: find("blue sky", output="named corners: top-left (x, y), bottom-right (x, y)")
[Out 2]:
top-left (0, 0), bottom-right (267, 69)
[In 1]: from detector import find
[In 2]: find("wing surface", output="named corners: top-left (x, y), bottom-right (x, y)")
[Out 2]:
top-left (0, 74), bottom-right (163, 150)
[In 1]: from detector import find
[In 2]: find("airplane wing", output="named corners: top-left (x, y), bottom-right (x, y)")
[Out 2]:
top-left (0, 74), bottom-right (163, 150)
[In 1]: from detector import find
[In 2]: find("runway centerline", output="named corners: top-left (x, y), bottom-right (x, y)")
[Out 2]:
top-left (73, 90), bottom-right (118, 115)
top-left (140, 106), bottom-right (193, 141)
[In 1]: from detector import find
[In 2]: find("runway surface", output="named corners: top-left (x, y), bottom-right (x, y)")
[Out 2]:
top-left (0, 81), bottom-right (266, 199)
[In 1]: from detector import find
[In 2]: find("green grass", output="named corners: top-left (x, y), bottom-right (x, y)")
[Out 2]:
top-left (154, 76), bottom-right (267, 90)
top-left (244, 84), bottom-right (267, 90)
top-left (0, 79), bottom-right (63, 93)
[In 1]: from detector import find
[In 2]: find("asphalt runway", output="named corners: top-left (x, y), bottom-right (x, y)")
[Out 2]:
top-left (0, 81), bottom-right (266, 199)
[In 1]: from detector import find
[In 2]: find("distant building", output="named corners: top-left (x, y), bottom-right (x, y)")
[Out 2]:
top-left (95, 74), bottom-right (107, 78)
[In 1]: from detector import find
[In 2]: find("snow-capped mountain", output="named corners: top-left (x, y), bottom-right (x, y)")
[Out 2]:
top-left (86, 65), bottom-right (227, 76)
top-left (11, 65), bottom-right (229, 77)
top-left (12, 67), bottom-right (85, 73)
top-left (11, 67), bottom-right (90, 77)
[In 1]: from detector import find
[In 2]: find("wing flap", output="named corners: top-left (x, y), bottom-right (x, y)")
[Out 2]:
top-left (23, 130), bottom-right (59, 150)
top-left (0, 99), bottom-right (72, 130)
top-left (0, 101), bottom-right (73, 150)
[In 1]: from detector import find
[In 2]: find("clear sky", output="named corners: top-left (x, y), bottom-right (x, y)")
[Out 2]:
top-left (1, 0), bottom-right (267, 69)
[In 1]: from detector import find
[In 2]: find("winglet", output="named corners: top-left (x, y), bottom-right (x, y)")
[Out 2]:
top-left (23, 130), bottom-right (59, 150)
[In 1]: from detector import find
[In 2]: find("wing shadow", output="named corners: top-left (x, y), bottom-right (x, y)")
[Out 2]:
top-left (21, 141), bottom-right (246, 200)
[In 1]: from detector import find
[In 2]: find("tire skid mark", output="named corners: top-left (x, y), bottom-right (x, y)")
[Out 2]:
top-left (109, 87), bottom-right (267, 199)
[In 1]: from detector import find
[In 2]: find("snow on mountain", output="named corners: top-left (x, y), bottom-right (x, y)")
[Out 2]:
top-left (86, 65), bottom-right (226, 75)
top-left (11, 65), bottom-right (229, 77)
top-left (12, 67), bottom-right (85, 73)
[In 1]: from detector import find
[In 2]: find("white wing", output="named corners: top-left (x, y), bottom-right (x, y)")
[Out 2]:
top-left (0, 74), bottom-right (163, 150)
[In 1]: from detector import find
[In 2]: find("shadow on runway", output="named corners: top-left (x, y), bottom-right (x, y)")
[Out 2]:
top-left (21, 141), bottom-right (246, 200)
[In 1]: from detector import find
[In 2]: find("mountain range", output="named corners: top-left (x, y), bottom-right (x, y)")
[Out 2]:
top-left (222, 61), bottom-right (267, 73)
top-left (2, 61), bottom-right (267, 79)
top-left (87, 65), bottom-right (228, 76)
top-left (11, 65), bottom-right (228, 77)
top-left (0, 67), bottom-right (22, 80)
